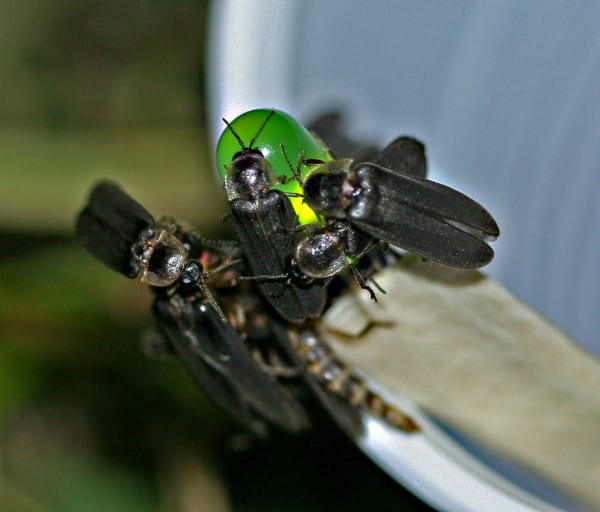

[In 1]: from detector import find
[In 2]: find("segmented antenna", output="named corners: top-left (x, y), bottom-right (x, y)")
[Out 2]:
top-left (222, 109), bottom-right (276, 151)
top-left (195, 255), bottom-right (246, 323)
top-left (280, 142), bottom-right (306, 187)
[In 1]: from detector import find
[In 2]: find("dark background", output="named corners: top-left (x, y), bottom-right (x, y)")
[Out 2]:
top-left (0, 2), bottom-right (431, 510)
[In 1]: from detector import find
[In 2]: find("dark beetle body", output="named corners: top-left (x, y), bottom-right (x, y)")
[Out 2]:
top-left (223, 139), bottom-right (327, 324)
top-left (294, 220), bottom-right (373, 280)
top-left (290, 136), bottom-right (430, 283)
top-left (76, 181), bottom-right (156, 279)
top-left (302, 137), bottom-right (499, 269)
top-left (76, 181), bottom-right (367, 438)
top-left (76, 182), bottom-right (311, 436)
top-left (369, 136), bottom-right (427, 178)
top-left (153, 293), bottom-right (309, 437)
top-left (228, 186), bottom-right (327, 323)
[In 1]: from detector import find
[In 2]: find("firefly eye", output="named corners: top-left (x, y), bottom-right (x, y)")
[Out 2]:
top-left (179, 260), bottom-right (204, 288)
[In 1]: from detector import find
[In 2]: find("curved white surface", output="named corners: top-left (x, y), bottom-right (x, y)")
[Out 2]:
top-left (207, 1), bottom-right (594, 510)
top-left (207, 1), bottom-right (296, 143)
top-left (359, 405), bottom-right (563, 512)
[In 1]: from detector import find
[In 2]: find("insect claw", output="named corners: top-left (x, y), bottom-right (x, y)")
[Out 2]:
top-left (365, 285), bottom-right (378, 303)
top-left (370, 277), bottom-right (387, 295)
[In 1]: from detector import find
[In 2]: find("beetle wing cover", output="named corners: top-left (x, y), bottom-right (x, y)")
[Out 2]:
top-left (154, 296), bottom-right (310, 436)
top-left (370, 136), bottom-right (427, 178)
top-left (351, 165), bottom-right (499, 268)
top-left (76, 182), bottom-right (155, 278)
top-left (230, 190), bottom-right (326, 323)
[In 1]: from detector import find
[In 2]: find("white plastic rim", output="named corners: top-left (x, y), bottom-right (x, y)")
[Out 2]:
top-left (357, 396), bottom-right (563, 512)
top-left (206, 1), bottom-right (593, 510)
top-left (207, 1), bottom-right (298, 140)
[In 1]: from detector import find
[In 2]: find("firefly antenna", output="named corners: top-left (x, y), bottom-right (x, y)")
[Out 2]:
top-left (280, 142), bottom-right (306, 187)
top-left (222, 117), bottom-right (246, 150)
top-left (222, 109), bottom-right (276, 152)
top-left (248, 109), bottom-right (275, 149)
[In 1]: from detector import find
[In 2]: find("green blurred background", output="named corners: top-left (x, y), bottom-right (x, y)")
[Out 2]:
top-left (0, 2), bottom-right (430, 511)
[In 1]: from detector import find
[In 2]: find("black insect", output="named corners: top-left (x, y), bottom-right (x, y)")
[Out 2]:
top-left (75, 181), bottom-right (237, 319)
top-left (292, 219), bottom-right (380, 300)
top-left (77, 181), bottom-right (413, 439)
top-left (76, 182), bottom-right (311, 437)
top-left (278, 136), bottom-right (428, 299)
top-left (298, 136), bottom-right (499, 269)
top-left (222, 112), bottom-right (327, 324)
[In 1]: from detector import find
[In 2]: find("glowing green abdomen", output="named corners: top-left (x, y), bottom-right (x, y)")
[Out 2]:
top-left (216, 109), bottom-right (333, 224)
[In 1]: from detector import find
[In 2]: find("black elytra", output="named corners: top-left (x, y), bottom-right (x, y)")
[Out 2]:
top-left (222, 112), bottom-right (327, 324)
top-left (301, 136), bottom-right (500, 269)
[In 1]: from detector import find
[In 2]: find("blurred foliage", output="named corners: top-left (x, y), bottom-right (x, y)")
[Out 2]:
top-left (1, 0), bottom-right (205, 127)
top-left (0, 1), bottom-right (430, 511)
top-left (0, 0), bottom-right (227, 234)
